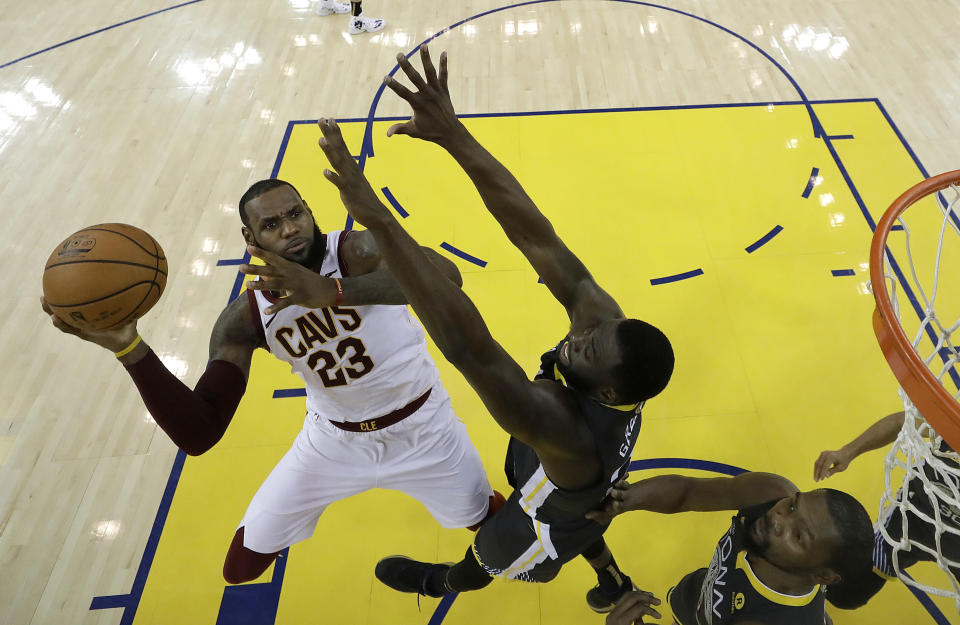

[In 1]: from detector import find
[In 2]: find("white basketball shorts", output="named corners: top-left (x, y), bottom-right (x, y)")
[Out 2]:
top-left (239, 384), bottom-right (492, 554)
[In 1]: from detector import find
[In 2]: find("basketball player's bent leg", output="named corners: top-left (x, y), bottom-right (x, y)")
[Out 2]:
top-left (223, 415), bottom-right (379, 584)
top-left (377, 489), bottom-right (597, 595)
top-left (581, 537), bottom-right (637, 613)
top-left (378, 386), bottom-right (501, 530)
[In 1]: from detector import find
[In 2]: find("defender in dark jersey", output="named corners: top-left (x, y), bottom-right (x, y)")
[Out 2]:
top-left (310, 45), bottom-right (674, 604)
top-left (587, 473), bottom-right (874, 625)
top-left (814, 411), bottom-right (960, 609)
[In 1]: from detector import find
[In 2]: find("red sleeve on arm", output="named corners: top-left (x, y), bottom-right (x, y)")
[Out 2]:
top-left (124, 350), bottom-right (247, 455)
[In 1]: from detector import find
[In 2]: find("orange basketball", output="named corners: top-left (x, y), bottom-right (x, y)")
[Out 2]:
top-left (42, 223), bottom-right (168, 330)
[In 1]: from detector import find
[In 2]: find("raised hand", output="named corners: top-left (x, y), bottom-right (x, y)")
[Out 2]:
top-left (40, 296), bottom-right (139, 353)
top-left (606, 590), bottom-right (662, 625)
top-left (317, 117), bottom-right (392, 228)
top-left (384, 45), bottom-right (465, 146)
top-left (814, 449), bottom-right (853, 482)
top-left (240, 245), bottom-right (340, 314)
top-left (585, 479), bottom-right (633, 524)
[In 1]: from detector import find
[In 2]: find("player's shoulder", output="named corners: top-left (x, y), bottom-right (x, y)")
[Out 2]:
top-left (339, 230), bottom-right (380, 276)
top-left (530, 379), bottom-right (594, 444)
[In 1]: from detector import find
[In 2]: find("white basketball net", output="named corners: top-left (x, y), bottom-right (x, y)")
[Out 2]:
top-left (876, 182), bottom-right (960, 612)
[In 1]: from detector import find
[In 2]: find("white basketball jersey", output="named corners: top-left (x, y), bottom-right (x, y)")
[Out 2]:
top-left (248, 230), bottom-right (439, 422)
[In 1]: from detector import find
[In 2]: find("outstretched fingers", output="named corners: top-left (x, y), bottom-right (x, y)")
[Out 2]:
top-left (438, 50), bottom-right (448, 91)
top-left (418, 45), bottom-right (439, 87)
top-left (396, 52), bottom-right (428, 91)
top-left (384, 74), bottom-right (415, 102)
top-left (317, 118), bottom-right (356, 175)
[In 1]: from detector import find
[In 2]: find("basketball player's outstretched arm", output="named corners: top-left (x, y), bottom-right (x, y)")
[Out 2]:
top-left (586, 473), bottom-right (797, 522)
top-left (813, 411), bottom-right (905, 481)
top-left (41, 295), bottom-right (260, 455)
top-left (316, 117), bottom-right (578, 452)
top-left (384, 46), bottom-right (622, 331)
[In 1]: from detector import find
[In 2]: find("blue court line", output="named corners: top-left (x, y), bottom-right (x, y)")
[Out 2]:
top-left (440, 242), bottom-right (488, 267)
top-left (826, 134), bottom-right (855, 140)
top-left (891, 224), bottom-right (905, 231)
top-left (801, 167), bottom-right (820, 199)
top-left (216, 547), bottom-right (289, 625)
top-left (89, 451), bottom-right (187, 623)
top-left (901, 572), bottom-right (952, 625)
top-left (831, 269), bottom-right (856, 277)
top-left (273, 388), bottom-right (307, 398)
top-left (427, 593), bottom-right (461, 625)
top-left (745, 225), bottom-right (784, 253)
top-left (1, 0), bottom-right (207, 69)
top-left (356, 0), bottom-right (827, 170)
top-left (628, 457), bottom-right (747, 476)
top-left (649, 268), bottom-right (704, 285)
top-left (381, 186), bottom-right (410, 217)
top-left (216, 258), bottom-right (246, 266)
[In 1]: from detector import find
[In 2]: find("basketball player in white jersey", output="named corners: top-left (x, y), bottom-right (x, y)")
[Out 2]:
top-left (40, 178), bottom-right (501, 583)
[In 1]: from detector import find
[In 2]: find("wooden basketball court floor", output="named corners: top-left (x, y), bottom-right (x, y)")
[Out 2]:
top-left (2, 2), bottom-right (960, 624)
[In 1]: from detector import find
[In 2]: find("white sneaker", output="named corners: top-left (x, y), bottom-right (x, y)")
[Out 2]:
top-left (348, 13), bottom-right (385, 34)
top-left (315, 1), bottom-right (349, 16)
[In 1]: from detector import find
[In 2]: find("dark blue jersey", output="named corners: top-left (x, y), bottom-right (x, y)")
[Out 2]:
top-left (505, 339), bottom-right (643, 525)
top-left (670, 502), bottom-right (825, 625)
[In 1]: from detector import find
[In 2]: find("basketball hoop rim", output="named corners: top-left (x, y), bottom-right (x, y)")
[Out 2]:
top-left (870, 169), bottom-right (960, 451)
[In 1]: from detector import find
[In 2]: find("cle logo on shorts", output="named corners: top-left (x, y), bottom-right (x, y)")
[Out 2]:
top-left (360, 420), bottom-right (378, 431)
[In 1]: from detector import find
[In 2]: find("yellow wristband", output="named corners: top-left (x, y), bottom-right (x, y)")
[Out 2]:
top-left (114, 335), bottom-right (143, 359)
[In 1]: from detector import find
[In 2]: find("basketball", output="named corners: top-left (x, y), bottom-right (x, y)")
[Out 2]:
top-left (42, 223), bottom-right (168, 331)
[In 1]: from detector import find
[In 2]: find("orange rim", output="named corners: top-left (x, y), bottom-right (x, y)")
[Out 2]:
top-left (870, 170), bottom-right (960, 451)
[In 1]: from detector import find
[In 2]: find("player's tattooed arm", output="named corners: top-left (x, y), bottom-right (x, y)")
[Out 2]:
top-left (384, 45), bottom-right (622, 331)
top-left (208, 295), bottom-right (264, 379)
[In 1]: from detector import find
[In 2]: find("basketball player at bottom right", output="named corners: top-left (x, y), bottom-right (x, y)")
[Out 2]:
top-left (588, 471), bottom-right (874, 625)
top-left (814, 410), bottom-right (960, 609)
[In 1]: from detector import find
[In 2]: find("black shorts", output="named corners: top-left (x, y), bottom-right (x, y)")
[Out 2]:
top-left (472, 489), bottom-right (608, 583)
top-left (669, 568), bottom-right (706, 625)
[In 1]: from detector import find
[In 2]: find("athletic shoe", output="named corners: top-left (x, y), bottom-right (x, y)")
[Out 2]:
top-left (349, 13), bottom-right (385, 34)
top-left (586, 580), bottom-right (640, 613)
top-left (375, 555), bottom-right (451, 597)
top-left (315, 0), bottom-right (349, 16)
